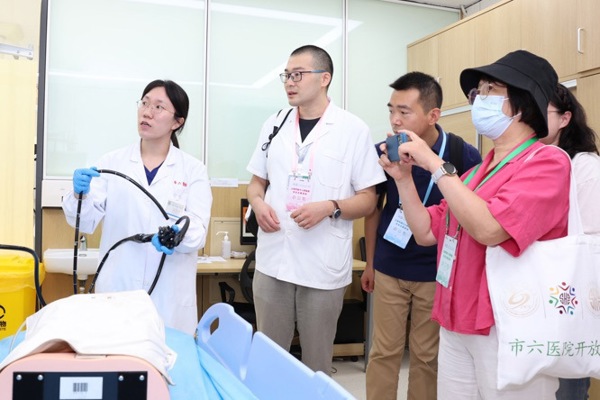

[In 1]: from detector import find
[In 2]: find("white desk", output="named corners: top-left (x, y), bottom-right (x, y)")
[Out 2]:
top-left (196, 258), bottom-right (366, 312)
top-left (196, 257), bottom-right (366, 274)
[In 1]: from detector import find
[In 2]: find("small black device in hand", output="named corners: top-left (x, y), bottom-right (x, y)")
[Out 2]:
top-left (385, 132), bottom-right (408, 162)
top-left (158, 225), bottom-right (177, 249)
top-left (157, 215), bottom-right (190, 249)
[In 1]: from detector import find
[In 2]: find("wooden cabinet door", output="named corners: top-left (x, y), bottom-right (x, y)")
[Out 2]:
top-left (407, 35), bottom-right (439, 78)
top-left (438, 22), bottom-right (475, 110)
top-left (439, 110), bottom-right (478, 148)
top-left (577, 0), bottom-right (600, 73)
top-left (575, 73), bottom-right (600, 147)
top-left (521, 0), bottom-right (577, 80)
top-left (475, 0), bottom-right (522, 67)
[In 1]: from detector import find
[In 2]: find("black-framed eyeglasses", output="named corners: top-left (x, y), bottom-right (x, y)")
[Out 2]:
top-left (137, 99), bottom-right (175, 115)
top-left (467, 81), bottom-right (494, 105)
top-left (279, 70), bottom-right (326, 83)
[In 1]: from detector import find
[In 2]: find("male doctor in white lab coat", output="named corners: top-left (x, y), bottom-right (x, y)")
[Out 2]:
top-left (246, 45), bottom-right (385, 374)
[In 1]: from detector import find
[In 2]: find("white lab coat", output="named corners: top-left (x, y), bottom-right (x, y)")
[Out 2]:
top-left (63, 142), bottom-right (212, 334)
top-left (246, 102), bottom-right (385, 289)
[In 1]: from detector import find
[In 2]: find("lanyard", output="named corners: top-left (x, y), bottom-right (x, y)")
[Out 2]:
top-left (445, 137), bottom-right (538, 234)
top-left (399, 130), bottom-right (448, 208)
top-left (463, 137), bottom-right (538, 189)
top-left (291, 106), bottom-right (328, 175)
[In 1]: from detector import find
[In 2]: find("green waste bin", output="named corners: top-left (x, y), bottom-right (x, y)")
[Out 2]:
top-left (0, 252), bottom-right (45, 339)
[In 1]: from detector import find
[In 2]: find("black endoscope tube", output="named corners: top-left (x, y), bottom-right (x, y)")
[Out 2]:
top-left (87, 235), bottom-right (139, 294)
top-left (146, 253), bottom-right (168, 296)
top-left (96, 169), bottom-right (169, 219)
top-left (90, 215), bottom-right (190, 295)
top-left (72, 192), bottom-right (84, 295)
top-left (77, 169), bottom-right (174, 295)
top-left (146, 215), bottom-right (190, 295)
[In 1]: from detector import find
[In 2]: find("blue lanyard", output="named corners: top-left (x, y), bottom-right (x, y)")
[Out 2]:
top-left (399, 130), bottom-right (447, 208)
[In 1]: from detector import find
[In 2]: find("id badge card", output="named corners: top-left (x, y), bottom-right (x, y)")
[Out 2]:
top-left (166, 199), bottom-right (185, 221)
top-left (383, 208), bottom-right (412, 249)
top-left (166, 181), bottom-right (187, 220)
top-left (436, 234), bottom-right (457, 287)
top-left (286, 172), bottom-right (312, 211)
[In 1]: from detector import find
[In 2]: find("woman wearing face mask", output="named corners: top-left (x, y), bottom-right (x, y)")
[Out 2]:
top-left (377, 50), bottom-right (570, 399)
top-left (541, 84), bottom-right (600, 400)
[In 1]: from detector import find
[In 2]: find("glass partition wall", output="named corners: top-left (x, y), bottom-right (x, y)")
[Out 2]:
top-left (41, 0), bottom-right (457, 181)
top-left (44, 0), bottom-right (206, 177)
top-left (35, 0), bottom-right (457, 254)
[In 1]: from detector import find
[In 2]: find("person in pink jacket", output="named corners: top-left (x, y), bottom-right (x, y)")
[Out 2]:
top-left (378, 50), bottom-right (569, 399)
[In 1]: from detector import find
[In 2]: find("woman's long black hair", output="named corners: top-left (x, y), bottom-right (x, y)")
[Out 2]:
top-left (552, 84), bottom-right (598, 159)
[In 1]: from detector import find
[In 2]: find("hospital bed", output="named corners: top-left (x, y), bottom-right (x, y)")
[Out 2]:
top-left (0, 301), bottom-right (354, 400)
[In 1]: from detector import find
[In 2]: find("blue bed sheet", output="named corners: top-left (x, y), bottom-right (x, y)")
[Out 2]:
top-left (0, 327), bottom-right (257, 400)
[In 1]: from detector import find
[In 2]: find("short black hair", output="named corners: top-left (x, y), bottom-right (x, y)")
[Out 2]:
top-left (506, 85), bottom-right (546, 139)
top-left (389, 72), bottom-right (443, 112)
top-left (290, 45), bottom-right (334, 87)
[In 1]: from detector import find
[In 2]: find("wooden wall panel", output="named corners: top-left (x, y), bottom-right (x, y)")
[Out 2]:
top-left (0, 59), bottom-right (37, 247)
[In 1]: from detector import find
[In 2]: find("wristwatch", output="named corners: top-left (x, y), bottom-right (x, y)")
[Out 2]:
top-left (330, 200), bottom-right (342, 219)
top-left (431, 162), bottom-right (457, 184)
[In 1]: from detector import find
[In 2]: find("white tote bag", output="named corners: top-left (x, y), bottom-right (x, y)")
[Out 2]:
top-left (486, 156), bottom-right (600, 390)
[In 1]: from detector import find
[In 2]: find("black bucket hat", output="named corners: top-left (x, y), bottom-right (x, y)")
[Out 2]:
top-left (459, 50), bottom-right (558, 138)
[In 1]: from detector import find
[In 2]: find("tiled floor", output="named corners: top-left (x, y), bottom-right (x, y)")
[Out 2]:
top-left (331, 353), bottom-right (409, 400)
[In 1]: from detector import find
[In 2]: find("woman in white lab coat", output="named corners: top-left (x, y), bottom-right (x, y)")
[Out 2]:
top-left (62, 80), bottom-right (212, 334)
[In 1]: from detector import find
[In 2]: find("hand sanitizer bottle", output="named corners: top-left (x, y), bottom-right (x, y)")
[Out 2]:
top-left (217, 231), bottom-right (231, 259)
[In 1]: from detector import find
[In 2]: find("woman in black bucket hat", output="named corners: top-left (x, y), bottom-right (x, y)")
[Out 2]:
top-left (376, 50), bottom-right (569, 399)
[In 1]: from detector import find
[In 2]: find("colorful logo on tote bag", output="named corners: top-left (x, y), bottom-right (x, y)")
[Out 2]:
top-left (549, 281), bottom-right (578, 315)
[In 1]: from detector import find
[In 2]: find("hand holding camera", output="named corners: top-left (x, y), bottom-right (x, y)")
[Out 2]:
top-left (385, 132), bottom-right (409, 162)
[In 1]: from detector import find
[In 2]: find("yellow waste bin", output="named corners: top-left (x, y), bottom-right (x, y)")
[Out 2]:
top-left (0, 252), bottom-right (45, 339)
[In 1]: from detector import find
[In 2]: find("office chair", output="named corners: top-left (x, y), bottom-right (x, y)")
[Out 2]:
top-left (332, 237), bottom-right (367, 357)
top-left (359, 236), bottom-right (366, 262)
top-left (218, 250), bottom-right (256, 327)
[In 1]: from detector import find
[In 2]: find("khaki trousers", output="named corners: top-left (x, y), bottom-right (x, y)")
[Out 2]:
top-left (253, 270), bottom-right (345, 375)
top-left (366, 271), bottom-right (439, 400)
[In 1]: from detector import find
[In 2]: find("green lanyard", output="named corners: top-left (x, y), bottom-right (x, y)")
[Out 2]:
top-left (445, 137), bottom-right (538, 234)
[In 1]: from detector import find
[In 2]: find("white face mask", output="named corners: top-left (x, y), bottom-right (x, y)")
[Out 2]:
top-left (471, 95), bottom-right (517, 140)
